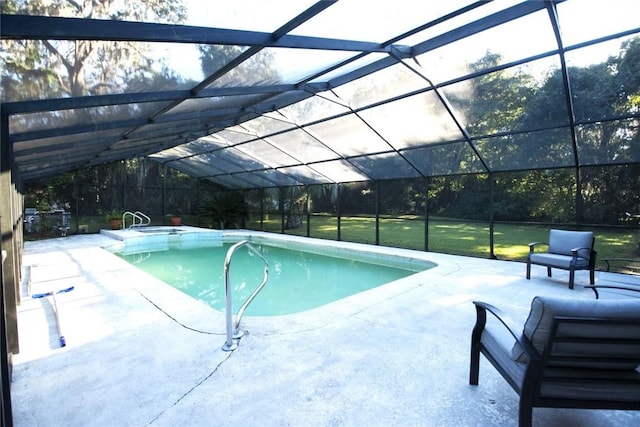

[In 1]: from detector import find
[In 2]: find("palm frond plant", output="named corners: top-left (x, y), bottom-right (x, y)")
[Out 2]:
top-left (199, 193), bottom-right (249, 229)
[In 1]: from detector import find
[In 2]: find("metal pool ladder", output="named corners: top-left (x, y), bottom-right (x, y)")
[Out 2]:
top-left (222, 240), bottom-right (269, 351)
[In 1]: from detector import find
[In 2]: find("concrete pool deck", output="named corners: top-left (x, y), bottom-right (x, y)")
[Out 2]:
top-left (10, 232), bottom-right (640, 426)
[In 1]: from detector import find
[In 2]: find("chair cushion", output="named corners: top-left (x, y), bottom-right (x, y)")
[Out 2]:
top-left (482, 322), bottom-right (527, 386)
top-left (548, 229), bottom-right (593, 258)
top-left (529, 253), bottom-right (590, 269)
top-left (511, 296), bottom-right (640, 370)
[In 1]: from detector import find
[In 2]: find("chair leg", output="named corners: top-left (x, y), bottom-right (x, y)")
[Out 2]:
top-left (518, 400), bottom-right (533, 427)
top-left (569, 269), bottom-right (575, 289)
top-left (590, 268), bottom-right (595, 285)
top-left (470, 343), bottom-right (480, 385)
top-left (546, 266), bottom-right (552, 278)
top-left (470, 305), bottom-right (486, 385)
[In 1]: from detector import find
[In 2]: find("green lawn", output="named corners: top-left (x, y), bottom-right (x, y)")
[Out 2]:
top-left (252, 215), bottom-right (639, 271)
top-left (33, 213), bottom-right (638, 273)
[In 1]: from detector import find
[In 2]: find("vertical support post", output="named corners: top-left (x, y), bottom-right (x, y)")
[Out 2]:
top-left (195, 178), bottom-right (200, 224)
top-left (424, 177), bottom-right (430, 252)
top-left (162, 164), bottom-right (167, 220)
top-left (121, 160), bottom-right (126, 212)
top-left (375, 181), bottom-right (380, 246)
top-left (306, 186), bottom-right (311, 238)
top-left (259, 187), bottom-right (264, 231)
top-left (279, 187), bottom-right (285, 234)
top-left (575, 166), bottom-right (583, 228)
top-left (195, 178), bottom-right (200, 223)
top-left (336, 183), bottom-right (341, 241)
top-left (489, 173), bottom-right (496, 259)
top-left (74, 171), bottom-right (80, 234)
top-left (545, 1), bottom-right (582, 228)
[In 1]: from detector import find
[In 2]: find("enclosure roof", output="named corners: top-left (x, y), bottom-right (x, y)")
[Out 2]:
top-left (1, 0), bottom-right (639, 188)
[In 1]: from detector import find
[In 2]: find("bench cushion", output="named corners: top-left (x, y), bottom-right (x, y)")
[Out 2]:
top-left (548, 229), bottom-right (593, 258)
top-left (512, 296), bottom-right (640, 369)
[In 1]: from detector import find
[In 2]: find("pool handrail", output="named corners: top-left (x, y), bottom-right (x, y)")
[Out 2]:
top-left (222, 240), bottom-right (269, 351)
top-left (122, 211), bottom-right (150, 229)
top-left (134, 211), bottom-right (150, 227)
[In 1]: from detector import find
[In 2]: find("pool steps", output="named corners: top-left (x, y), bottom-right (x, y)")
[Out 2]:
top-left (101, 227), bottom-right (224, 254)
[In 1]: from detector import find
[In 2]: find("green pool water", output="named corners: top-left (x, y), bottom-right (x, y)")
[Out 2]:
top-left (117, 242), bottom-right (429, 316)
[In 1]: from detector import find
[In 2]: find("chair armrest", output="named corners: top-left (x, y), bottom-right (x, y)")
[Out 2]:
top-left (570, 246), bottom-right (591, 260)
top-left (472, 301), bottom-right (539, 359)
top-left (527, 242), bottom-right (547, 254)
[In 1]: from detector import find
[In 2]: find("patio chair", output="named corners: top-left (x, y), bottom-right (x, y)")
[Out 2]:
top-left (526, 229), bottom-right (596, 289)
top-left (469, 296), bottom-right (640, 427)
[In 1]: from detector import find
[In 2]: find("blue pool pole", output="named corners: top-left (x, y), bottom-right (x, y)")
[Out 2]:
top-left (32, 286), bottom-right (74, 347)
top-left (51, 291), bottom-right (66, 347)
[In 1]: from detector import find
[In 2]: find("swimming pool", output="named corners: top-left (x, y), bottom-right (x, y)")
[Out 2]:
top-left (109, 229), bottom-right (436, 316)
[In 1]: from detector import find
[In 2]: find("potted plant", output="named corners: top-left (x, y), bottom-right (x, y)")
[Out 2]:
top-left (106, 210), bottom-right (123, 230)
top-left (170, 211), bottom-right (182, 226)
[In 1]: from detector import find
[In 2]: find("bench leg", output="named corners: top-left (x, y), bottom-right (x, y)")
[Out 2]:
top-left (526, 261), bottom-right (531, 280)
top-left (546, 266), bottom-right (552, 278)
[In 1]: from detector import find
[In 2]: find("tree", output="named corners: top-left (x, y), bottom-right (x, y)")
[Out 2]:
top-left (199, 45), bottom-right (279, 86)
top-left (461, 52), bottom-right (536, 136)
top-left (443, 39), bottom-right (640, 224)
top-left (2, 0), bottom-right (191, 156)
top-left (2, 0), bottom-right (187, 104)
